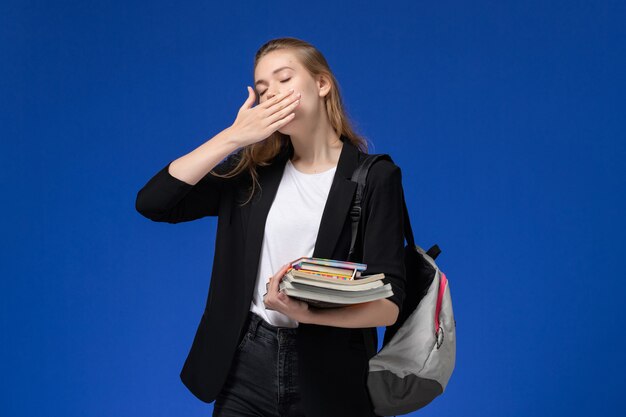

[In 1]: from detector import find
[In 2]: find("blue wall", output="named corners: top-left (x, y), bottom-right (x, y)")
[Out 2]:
top-left (2, 1), bottom-right (624, 416)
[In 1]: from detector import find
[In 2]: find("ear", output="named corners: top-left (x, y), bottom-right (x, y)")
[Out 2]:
top-left (316, 73), bottom-right (332, 98)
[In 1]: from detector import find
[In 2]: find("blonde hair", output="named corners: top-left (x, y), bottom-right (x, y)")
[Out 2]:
top-left (211, 37), bottom-right (370, 206)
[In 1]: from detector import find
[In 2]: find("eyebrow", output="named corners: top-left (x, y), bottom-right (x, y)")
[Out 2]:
top-left (255, 66), bottom-right (294, 87)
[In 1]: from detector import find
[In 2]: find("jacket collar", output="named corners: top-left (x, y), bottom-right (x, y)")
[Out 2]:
top-left (242, 134), bottom-right (361, 297)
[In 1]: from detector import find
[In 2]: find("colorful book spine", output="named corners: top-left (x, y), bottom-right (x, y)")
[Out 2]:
top-left (289, 256), bottom-right (367, 271)
top-left (294, 268), bottom-right (354, 280)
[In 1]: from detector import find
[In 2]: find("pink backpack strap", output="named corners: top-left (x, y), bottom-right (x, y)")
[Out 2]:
top-left (435, 272), bottom-right (448, 334)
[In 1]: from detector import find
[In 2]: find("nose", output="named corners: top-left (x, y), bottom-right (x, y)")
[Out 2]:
top-left (266, 89), bottom-right (281, 101)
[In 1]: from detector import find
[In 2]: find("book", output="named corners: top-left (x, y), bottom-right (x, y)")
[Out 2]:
top-left (282, 280), bottom-right (388, 297)
top-left (286, 270), bottom-right (385, 288)
top-left (278, 268), bottom-right (393, 309)
top-left (279, 280), bottom-right (394, 309)
top-left (288, 256), bottom-right (369, 281)
top-left (297, 263), bottom-right (357, 279)
top-left (289, 256), bottom-right (368, 272)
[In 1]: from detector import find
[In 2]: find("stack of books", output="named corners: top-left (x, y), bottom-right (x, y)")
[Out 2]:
top-left (278, 256), bottom-right (393, 308)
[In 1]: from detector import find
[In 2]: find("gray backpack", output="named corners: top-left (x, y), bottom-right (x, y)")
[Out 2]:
top-left (349, 154), bottom-right (456, 416)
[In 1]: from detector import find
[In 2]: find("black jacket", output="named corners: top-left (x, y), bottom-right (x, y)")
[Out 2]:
top-left (135, 134), bottom-right (406, 417)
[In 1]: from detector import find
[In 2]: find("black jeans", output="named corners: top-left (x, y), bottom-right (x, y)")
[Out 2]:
top-left (212, 311), bottom-right (305, 416)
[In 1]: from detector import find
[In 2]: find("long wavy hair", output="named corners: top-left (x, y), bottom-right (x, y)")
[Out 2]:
top-left (211, 37), bottom-right (370, 206)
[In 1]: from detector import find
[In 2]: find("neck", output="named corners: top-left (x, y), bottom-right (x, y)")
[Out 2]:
top-left (288, 127), bottom-right (343, 171)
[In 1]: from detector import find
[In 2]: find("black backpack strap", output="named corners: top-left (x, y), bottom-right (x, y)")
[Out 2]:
top-left (349, 153), bottom-right (444, 358)
top-left (349, 154), bottom-right (415, 360)
top-left (349, 154), bottom-right (416, 259)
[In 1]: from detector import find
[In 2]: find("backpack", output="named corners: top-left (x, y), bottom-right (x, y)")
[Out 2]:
top-left (348, 153), bottom-right (456, 416)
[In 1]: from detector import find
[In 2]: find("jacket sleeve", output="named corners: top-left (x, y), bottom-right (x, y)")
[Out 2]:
top-left (135, 153), bottom-right (240, 223)
top-left (360, 161), bottom-right (407, 319)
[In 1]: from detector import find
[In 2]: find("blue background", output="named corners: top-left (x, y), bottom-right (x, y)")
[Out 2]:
top-left (2, 1), bottom-right (625, 416)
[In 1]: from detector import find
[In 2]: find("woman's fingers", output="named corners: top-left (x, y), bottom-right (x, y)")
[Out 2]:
top-left (230, 87), bottom-right (301, 147)
top-left (264, 263), bottom-right (291, 310)
top-left (240, 86), bottom-right (256, 111)
top-left (271, 263), bottom-right (290, 292)
top-left (265, 96), bottom-right (300, 130)
top-left (265, 90), bottom-right (300, 117)
top-left (259, 88), bottom-right (295, 110)
top-left (267, 107), bottom-right (297, 131)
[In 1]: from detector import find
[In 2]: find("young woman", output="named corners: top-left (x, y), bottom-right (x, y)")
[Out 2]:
top-left (136, 37), bottom-right (406, 417)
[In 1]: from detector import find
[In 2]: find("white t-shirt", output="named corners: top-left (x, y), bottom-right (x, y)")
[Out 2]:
top-left (249, 158), bottom-right (338, 327)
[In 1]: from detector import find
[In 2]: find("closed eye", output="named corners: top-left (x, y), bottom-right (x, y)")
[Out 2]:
top-left (259, 78), bottom-right (291, 97)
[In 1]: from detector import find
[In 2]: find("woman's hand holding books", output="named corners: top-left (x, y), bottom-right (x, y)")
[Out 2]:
top-left (263, 263), bottom-right (311, 322)
top-left (264, 257), bottom-right (393, 315)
